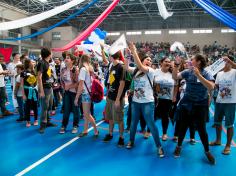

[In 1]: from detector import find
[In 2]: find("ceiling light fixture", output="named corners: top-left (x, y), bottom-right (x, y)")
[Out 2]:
top-left (38, 0), bottom-right (47, 3)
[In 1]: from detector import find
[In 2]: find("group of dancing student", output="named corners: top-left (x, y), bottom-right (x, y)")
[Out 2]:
top-left (3, 44), bottom-right (235, 165)
top-left (97, 42), bottom-right (236, 165)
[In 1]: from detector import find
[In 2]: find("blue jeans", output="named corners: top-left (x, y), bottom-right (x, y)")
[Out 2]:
top-left (62, 91), bottom-right (81, 128)
top-left (0, 87), bottom-right (7, 113)
top-left (16, 96), bottom-right (24, 119)
top-left (130, 102), bottom-right (162, 148)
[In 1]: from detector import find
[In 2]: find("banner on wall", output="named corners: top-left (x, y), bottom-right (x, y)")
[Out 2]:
top-left (0, 48), bottom-right (13, 63)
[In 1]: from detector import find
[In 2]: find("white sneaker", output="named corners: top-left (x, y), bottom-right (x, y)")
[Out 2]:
top-left (33, 120), bottom-right (38, 126)
top-left (71, 127), bottom-right (78, 134)
top-left (26, 121), bottom-right (31, 127)
top-left (59, 127), bottom-right (65, 134)
top-left (162, 134), bottom-right (168, 141)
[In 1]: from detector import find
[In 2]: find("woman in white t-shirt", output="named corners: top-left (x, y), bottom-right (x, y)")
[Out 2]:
top-left (74, 54), bottom-right (99, 138)
top-left (125, 43), bottom-right (164, 158)
top-left (210, 55), bottom-right (236, 155)
top-left (148, 57), bottom-right (177, 141)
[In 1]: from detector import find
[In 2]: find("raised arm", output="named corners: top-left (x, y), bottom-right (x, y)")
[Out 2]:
top-left (101, 44), bottom-right (109, 66)
top-left (129, 42), bottom-right (149, 73)
top-left (124, 57), bottom-right (134, 73)
top-left (172, 65), bottom-right (182, 80)
top-left (223, 56), bottom-right (236, 69)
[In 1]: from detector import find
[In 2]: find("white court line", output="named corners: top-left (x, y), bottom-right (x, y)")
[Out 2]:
top-left (15, 120), bottom-right (104, 176)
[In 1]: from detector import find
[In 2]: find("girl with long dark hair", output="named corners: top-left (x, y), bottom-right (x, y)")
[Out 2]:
top-left (172, 54), bottom-right (216, 165)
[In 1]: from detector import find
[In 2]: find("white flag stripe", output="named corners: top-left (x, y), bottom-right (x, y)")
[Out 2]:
top-left (109, 34), bottom-right (128, 55)
top-left (205, 58), bottom-right (226, 76)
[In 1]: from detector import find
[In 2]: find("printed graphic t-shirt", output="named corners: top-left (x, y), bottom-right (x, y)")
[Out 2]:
top-left (37, 60), bottom-right (54, 88)
top-left (215, 69), bottom-right (236, 103)
top-left (21, 70), bottom-right (37, 87)
top-left (61, 67), bottom-right (77, 93)
top-left (154, 69), bottom-right (175, 100)
top-left (107, 63), bottom-right (125, 101)
top-left (132, 67), bottom-right (155, 103)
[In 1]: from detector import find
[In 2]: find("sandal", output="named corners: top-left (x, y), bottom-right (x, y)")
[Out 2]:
top-left (222, 148), bottom-right (231, 155)
top-left (94, 131), bottom-right (99, 139)
top-left (78, 132), bottom-right (88, 137)
top-left (162, 134), bottom-right (168, 141)
top-left (209, 141), bottom-right (221, 146)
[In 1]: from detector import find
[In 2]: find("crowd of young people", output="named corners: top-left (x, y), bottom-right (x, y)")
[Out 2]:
top-left (0, 41), bottom-right (236, 165)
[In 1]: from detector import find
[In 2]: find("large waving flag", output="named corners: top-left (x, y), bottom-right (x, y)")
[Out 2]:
top-left (109, 34), bottom-right (127, 55)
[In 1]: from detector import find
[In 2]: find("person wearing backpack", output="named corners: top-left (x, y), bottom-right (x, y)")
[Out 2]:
top-left (102, 51), bottom-right (126, 147)
top-left (124, 43), bottom-right (164, 158)
top-left (59, 53), bottom-right (80, 134)
top-left (74, 54), bottom-right (99, 138)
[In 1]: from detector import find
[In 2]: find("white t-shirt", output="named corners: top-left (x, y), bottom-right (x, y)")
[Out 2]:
top-left (60, 61), bottom-right (66, 72)
top-left (179, 80), bottom-right (186, 99)
top-left (0, 64), bottom-right (5, 87)
top-left (50, 62), bottom-right (57, 80)
top-left (132, 67), bottom-right (155, 103)
top-left (7, 61), bottom-right (22, 85)
top-left (177, 80), bottom-right (186, 106)
top-left (79, 67), bottom-right (91, 94)
top-left (154, 69), bottom-right (175, 100)
top-left (61, 69), bottom-right (76, 93)
top-left (15, 75), bottom-right (23, 97)
top-left (215, 69), bottom-right (236, 103)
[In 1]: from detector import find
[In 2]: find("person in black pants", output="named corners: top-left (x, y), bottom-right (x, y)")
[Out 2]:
top-left (21, 59), bottom-right (38, 127)
top-left (173, 80), bottom-right (196, 144)
top-left (145, 57), bottom-right (177, 140)
top-left (172, 54), bottom-right (216, 165)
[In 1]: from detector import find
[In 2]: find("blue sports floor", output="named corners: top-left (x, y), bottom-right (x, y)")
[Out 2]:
top-left (0, 84), bottom-right (236, 176)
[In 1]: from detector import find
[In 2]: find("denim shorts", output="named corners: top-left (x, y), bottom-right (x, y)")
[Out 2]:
top-left (214, 103), bottom-right (236, 128)
top-left (82, 93), bottom-right (91, 103)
